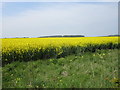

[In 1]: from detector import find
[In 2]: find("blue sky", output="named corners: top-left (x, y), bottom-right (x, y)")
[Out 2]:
top-left (2, 2), bottom-right (118, 38)
top-left (3, 2), bottom-right (47, 16)
top-left (3, 2), bottom-right (117, 16)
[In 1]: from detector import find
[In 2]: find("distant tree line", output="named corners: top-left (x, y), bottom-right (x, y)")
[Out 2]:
top-left (108, 35), bottom-right (120, 37)
top-left (100, 35), bottom-right (120, 37)
top-left (40, 35), bottom-right (85, 38)
top-left (3, 34), bottom-right (120, 39)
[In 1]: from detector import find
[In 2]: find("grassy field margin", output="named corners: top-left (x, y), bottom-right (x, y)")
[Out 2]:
top-left (2, 49), bottom-right (119, 88)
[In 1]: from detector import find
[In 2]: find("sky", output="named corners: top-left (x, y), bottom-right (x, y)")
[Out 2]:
top-left (1, 2), bottom-right (118, 38)
top-left (1, 0), bottom-right (119, 2)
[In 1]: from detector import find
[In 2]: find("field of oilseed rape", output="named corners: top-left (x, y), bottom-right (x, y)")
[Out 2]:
top-left (1, 37), bottom-right (119, 66)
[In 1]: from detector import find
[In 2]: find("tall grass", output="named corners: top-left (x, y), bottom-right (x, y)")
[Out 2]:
top-left (2, 49), bottom-right (119, 88)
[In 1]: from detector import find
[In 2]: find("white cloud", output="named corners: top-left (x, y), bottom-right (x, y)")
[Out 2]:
top-left (2, 3), bottom-right (118, 38)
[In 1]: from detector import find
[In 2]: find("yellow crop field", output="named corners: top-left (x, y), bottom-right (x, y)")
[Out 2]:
top-left (1, 37), bottom-right (118, 52)
top-left (1, 37), bottom-right (119, 65)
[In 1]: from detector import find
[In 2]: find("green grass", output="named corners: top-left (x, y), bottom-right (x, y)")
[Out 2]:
top-left (2, 49), bottom-right (119, 88)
